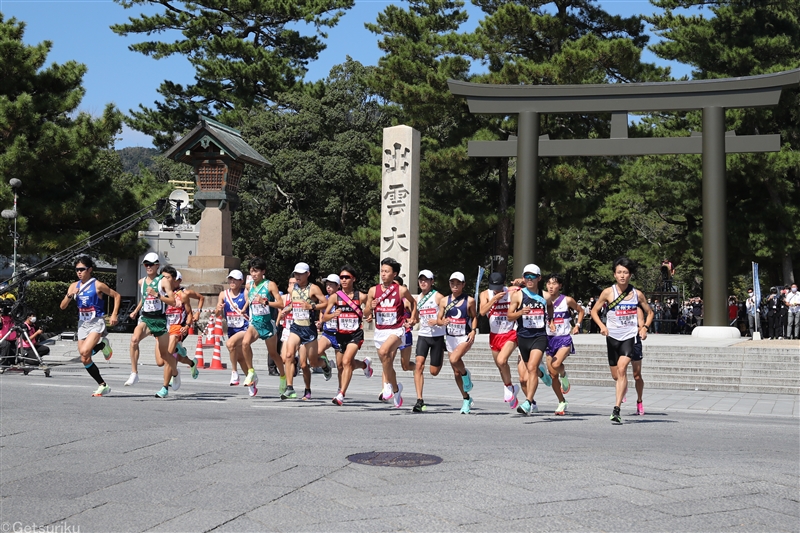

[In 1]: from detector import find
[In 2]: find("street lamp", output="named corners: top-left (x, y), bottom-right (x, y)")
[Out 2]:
top-left (1, 178), bottom-right (21, 280)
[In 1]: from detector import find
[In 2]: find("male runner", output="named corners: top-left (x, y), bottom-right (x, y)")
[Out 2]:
top-left (364, 257), bottom-right (417, 408)
top-left (396, 277), bottom-right (416, 378)
top-left (545, 273), bottom-right (584, 415)
top-left (162, 266), bottom-right (199, 386)
top-left (281, 262), bottom-right (333, 400)
top-left (480, 271), bottom-right (522, 410)
top-left (216, 270), bottom-right (260, 396)
top-left (410, 269), bottom-right (445, 413)
top-left (241, 258), bottom-right (285, 395)
top-left (591, 257), bottom-right (653, 424)
top-left (438, 272), bottom-right (478, 414)
top-left (321, 265), bottom-right (372, 406)
top-left (507, 264), bottom-right (550, 415)
top-left (59, 255), bottom-right (120, 396)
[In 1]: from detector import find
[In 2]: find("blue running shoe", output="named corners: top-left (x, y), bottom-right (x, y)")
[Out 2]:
top-left (460, 396), bottom-right (474, 414)
top-left (538, 364), bottom-right (552, 387)
top-left (190, 360), bottom-right (199, 379)
top-left (517, 399), bottom-right (532, 415)
top-left (155, 386), bottom-right (168, 398)
top-left (176, 342), bottom-right (187, 358)
top-left (462, 369), bottom-right (473, 393)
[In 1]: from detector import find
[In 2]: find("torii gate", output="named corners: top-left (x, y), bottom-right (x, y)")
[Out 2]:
top-left (449, 69), bottom-right (800, 333)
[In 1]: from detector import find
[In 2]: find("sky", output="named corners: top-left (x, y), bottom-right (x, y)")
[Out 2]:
top-left (2, 0), bottom-right (694, 148)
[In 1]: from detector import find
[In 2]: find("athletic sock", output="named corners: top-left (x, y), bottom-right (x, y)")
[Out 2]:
top-left (84, 362), bottom-right (104, 385)
top-left (190, 360), bottom-right (196, 367)
top-left (504, 382), bottom-right (513, 388)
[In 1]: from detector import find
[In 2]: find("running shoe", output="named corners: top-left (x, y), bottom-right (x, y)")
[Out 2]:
top-left (555, 401), bottom-right (568, 415)
top-left (610, 406), bottom-right (622, 424)
top-left (100, 338), bottom-right (113, 360)
top-left (538, 364), bottom-right (552, 387)
top-left (169, 369), bottom-right (181, 391)
top-left (378, 392), bottom-right (388, 402)
top-left (244, 369), bottom-right (256, 387)
top-left (278, 375), bottom-right (287, 395)
top-left (517, 400), bottom-right (532, 416)
top-left (320, 355), bottom-right (332, 381)
top-left (462, 369), bottom-right (473, 393)
top-left (91, 384), bottom-right (110, 397)
top-left (363, 357), bottom-right (373, 378)
top-left (332, 392), bottom-right (344, 406)
top-left (230, 371), bottom-right (240, 386)
top-left (560, 373), bottom-right (571, 395)
top-left (124, 372), bottom-right (139, 386)
top-left (302, 390), bottom-right (312, 401)
top-left (460, 396), bottom-right (474, 414)
top-left (636, 401), bottom-right (645, 416)
top-left (190, 360), bottom-right (199, 379)
top-left (281, 388), bottom-right (297, 400)
top-left (412, 399), bottom-right (427, 413)
top-left (393, 383), bottom-right (404, 409)
top-left (622, 395), bottom-right (627, 403)
top-left (248, 384), bottom-right (258, 397)
top-left (155, 386), bottom-right (169, 398)
top-left (382, 382), bottom-right (394, 400)
top-left (176, 342), bottom-right (187, 358)
top-left (530, 402), bottom-right (539, 413)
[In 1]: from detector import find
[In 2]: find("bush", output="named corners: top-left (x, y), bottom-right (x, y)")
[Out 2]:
top-left (23, 281), bottom-right (76, 333)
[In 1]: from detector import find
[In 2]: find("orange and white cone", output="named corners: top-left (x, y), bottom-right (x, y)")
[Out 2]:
top-left (210, 317), bottom-right (225, 370)
top-left (194, 334), bottom-right (205, 369)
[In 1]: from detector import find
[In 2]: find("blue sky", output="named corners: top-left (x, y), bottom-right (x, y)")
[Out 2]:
top-left (2, 0), bottom-right (692, 148)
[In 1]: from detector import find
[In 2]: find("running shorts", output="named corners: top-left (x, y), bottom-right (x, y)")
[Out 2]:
top-left (445, 334), bottom-right (470, 353)
top-left (606, 336), bottom-right (641, 366)
top-left (335, 329), bottom-right (364, 349)
top-left (518, 334), bottom-right (548, 363)
top-left (490, 330), bottom-right (517, 353)
top-left (227, 325), bottom-right (248, 337)
top-left (251, 316), bottom-right (275, 340)
top-left (78, 317), bottom-right (107, 341)
top-left (415, 335), bottom-right (445, 367)
top-left (322, 331), bottom-right (341, 352)
top-left (142, 316), bottom-right (167, 338)
top-left (399, 330), bottom-right (413, 350)
top-left (546, 335), bottom-right (574, 357)
top-left (290, 323), bottom-right (318, 345)
top-left (373, 326), bottom-right (405, 350)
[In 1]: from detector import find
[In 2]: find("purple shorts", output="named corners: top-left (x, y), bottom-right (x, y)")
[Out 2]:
top-left (546, 335), bottom-right (574, 357)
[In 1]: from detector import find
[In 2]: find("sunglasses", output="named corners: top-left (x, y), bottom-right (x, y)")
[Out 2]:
top-left (143, 261), bottom-right (158, 267)
top-left (524, 274), bottom-right (539, 280)
top-left (340, 274), bottom-right (353, 280)
top-left (75, 267), bottom-right (88, 272)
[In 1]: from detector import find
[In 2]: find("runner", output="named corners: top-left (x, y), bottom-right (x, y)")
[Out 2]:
top-left (479, 271), bottom-right (522, 410)
top-left (215, 269), bottom-right (255, 395)
top-left (396, 276), bottom-right (416, 379)
top-left (123, 254), bottom-right (178, 397)
top-left (318, 273), bottom-right (344, 393)
top-left (437, 272), bottom-right (478, 414)
top-left (175, 272), bottom-right (205, 334)
top-left (590, 257), bottom-right (653, 424)
top-left (241, 258), bottom-right (285, 395)
top-left (364, 257), bottom-right (417, 409)
top-left (280, 262), bottom-right (333, 400)
top-left (544, 273), bottom-right (584, 415)
top-left (321, 265), bottom-right (373, 406)
top-left (162, 266), bottom-right (200, 386)
top-left (507, 264), bottom-right (550, 416)
top-left (410, 269), bottom-right (445, 412)
top-left (59, 255), bottom-right (120, 396)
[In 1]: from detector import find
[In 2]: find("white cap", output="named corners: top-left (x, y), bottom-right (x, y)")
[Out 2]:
top-left (293, 262), bottom-right (310, 274)
top-left (522, 264), bottom-right (541, 276)
top-left (143, 252), bottom-right (159, 264)
top-left (325, 274), bottom-right (341, 285)
top-left (418, 269), bottom-right (434, 280)
top-left (449, 272), bottom-right (465, 282)
top-left (175, 270), bottom-right (182, 280)
top-left (227, 269), bottom-right (244, 280)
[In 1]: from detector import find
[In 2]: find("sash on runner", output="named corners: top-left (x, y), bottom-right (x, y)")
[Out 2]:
top-left (608, 285), bottom-right (635, 311)
top-left (417, 289), bottom-right (437, 310)
top-left (444, 294), bottom-right (467, 314)
top-left (336, 290), bottom-right (363, 318)
top-left (225, 289), bottom-right (249, 320)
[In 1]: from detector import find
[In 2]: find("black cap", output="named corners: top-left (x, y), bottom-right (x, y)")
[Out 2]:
top-left (488, 272), bottom-right (505, 291)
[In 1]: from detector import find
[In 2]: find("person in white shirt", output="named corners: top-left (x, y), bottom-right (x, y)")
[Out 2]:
top-left (786, 284), bottom-right (800, 340)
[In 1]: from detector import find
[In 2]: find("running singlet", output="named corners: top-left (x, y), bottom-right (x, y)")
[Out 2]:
top-left (516, 289), bottom-right (547, 338)
top-left (322, 294), bottom-right (338, 334)
top-left (282, 307), bottom-right (294, 330)
top-left (76, 278), bottom-right (105, 322)
top-left (166, 290), bottom-right (186, 326)
top-left (335, 290), bottom-right (362, 334)
top-left (141, 275), bottom-right (165, 318)
top-left (224, 290), bottom-right (248, 330)
top-left (291, 284), bottom-right (314, 327)
top-left (487, 289), bottom-right (515, 335)
top-left (374, 283), bottom-right (404, 329)
top-left (606, 285), bottom-right (638, 341)
top-left (248, 280), bottom-right (273, 318)
top-left (548, 294), bottom-right (572, 337)
top-left (417, 291), bottom-right (445, 337)
top-left (445, 295), bottom-right (471, 337)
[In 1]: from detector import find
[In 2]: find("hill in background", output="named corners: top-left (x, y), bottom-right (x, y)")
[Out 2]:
top-left (118, 147), bottom-right (159, 174)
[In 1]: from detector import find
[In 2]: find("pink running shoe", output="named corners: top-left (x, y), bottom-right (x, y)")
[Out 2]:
top-left (636, 401), bottom-right (644, 415)
top-left (363, 357), bottom-right (373, 378)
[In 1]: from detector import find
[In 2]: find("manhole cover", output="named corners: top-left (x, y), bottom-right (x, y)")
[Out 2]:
top-left (347, 451), bottom-right (442, 468)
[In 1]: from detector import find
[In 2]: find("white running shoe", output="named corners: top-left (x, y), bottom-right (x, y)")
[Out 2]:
top-left (363, 357), bottom-right (373, 378)
top-left (503, 384), bottom-right (515, 402)
top-left (248, 384), bottom-right (258, 397)
top-left (169, 368), bottom-right (181, 391)
top-left (230, 371), bottom-right (240, 386)
top-left (382, 382), bottom-right (394, 400)
top-left (332, 392), bottom-right (344, 406)
top-left (124, 372), bottom-right (139, 386)
top-left (393, 383), bottom-right (403, 408)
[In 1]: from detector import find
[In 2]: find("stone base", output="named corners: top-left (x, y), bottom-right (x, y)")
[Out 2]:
top-left (751, 332), bottom-right (763, 341)
top-left (691, 326), bottom-right (742, 339)
top-left (180, 262), bottom-right (239, 311)
top-left (188, 255), bottom-right (240, 270)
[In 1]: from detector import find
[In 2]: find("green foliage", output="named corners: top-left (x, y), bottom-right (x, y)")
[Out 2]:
top-left (23, 281), bottom-right (75, 333)
top-left (112, 0), bottom-right (355, 150)
top-left (117, 147), bottom-right (160, 174)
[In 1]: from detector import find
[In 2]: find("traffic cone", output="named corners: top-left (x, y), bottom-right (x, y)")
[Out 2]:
top-left (209, 316), bottom-right (225, 370)
top-left (194, 335), bottom-right (205, 369)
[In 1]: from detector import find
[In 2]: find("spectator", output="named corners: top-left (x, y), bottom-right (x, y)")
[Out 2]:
top-left (786, 283), bottom-right (800, 340)
top-left (780, 286), bottom-right (790, 339)
top-left (20, 312), bottom-right (50, 363)
top-left (765, 287), bottom-right (784, 339)
top-left (652, 299), bottom-right (662, 334)
top-left (745, 288), bottom-right (758, 337)
top-left (691, 297), bottom-right (704, 327)
top-left (728, 296), bottom-right (738, 328)
top-left (660, 259), bottom-right (675, 291)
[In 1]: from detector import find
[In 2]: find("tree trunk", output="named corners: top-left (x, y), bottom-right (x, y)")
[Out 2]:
top-left (495, 157), bottom-right (512, 277)
top-left (783, 253), bottom-right (795, 286)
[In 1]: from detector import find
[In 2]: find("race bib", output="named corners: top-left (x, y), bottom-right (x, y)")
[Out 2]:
top-left (376, 310), bottom-right (397, 326)
top-left (324, 318), bottom-right (338, 330)
top-left (616, 306), bottom-right (637, 327)
top-left (446, 318), bottom-right (466, 337)
top-left (292, 302), bottom-right (310, 322)
top-left (251, 303), bottom-right (269, 316)
top-left (338, 313), bottom-right (359, 333)
top-left (227, 312), bottom-right (245, 329)
top-left (522, 308), bottom-right (545, 329)
top-left (554, 317), bottom-right (565, 324)
top-left (166, 310), bottom-right (182, 325)
top-left (143, 297), bottom-right (162, 313)
top-left (78, 307), bottom-right (95, 322)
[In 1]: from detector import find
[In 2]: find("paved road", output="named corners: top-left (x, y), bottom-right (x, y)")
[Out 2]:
top-left (1, 359), bottom-right (798, 533)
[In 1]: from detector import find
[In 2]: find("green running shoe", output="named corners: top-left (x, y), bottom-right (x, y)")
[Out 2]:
top-left (278, 375), bottom-right (287, 395)
top-left (190, 360), bottom-right (199, 379)
top-left (560, 373), bottom-right (571, 394)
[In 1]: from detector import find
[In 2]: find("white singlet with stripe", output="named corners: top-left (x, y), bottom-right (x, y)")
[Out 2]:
top-left (417, 291), bottom-right (445, 337)
top-left (487, 289), bottom-right (515, 335)
top-left (606, 285), bottom-right (638, 341)
top-left (548, 294), bottom-right (572, 337)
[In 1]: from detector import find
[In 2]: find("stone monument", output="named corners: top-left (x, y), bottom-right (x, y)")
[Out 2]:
top-left (381, 126), bottom-right (420, 284)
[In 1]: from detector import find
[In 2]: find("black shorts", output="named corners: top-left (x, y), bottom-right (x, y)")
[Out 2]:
top-left (518, 335), bottom-right (548, 363)
top-left (415, 335), bottom-right (445, 368)
top-left (606, 336), bottom-right (643, 366)
top-left (335, 329), bottom-right (364, 349)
